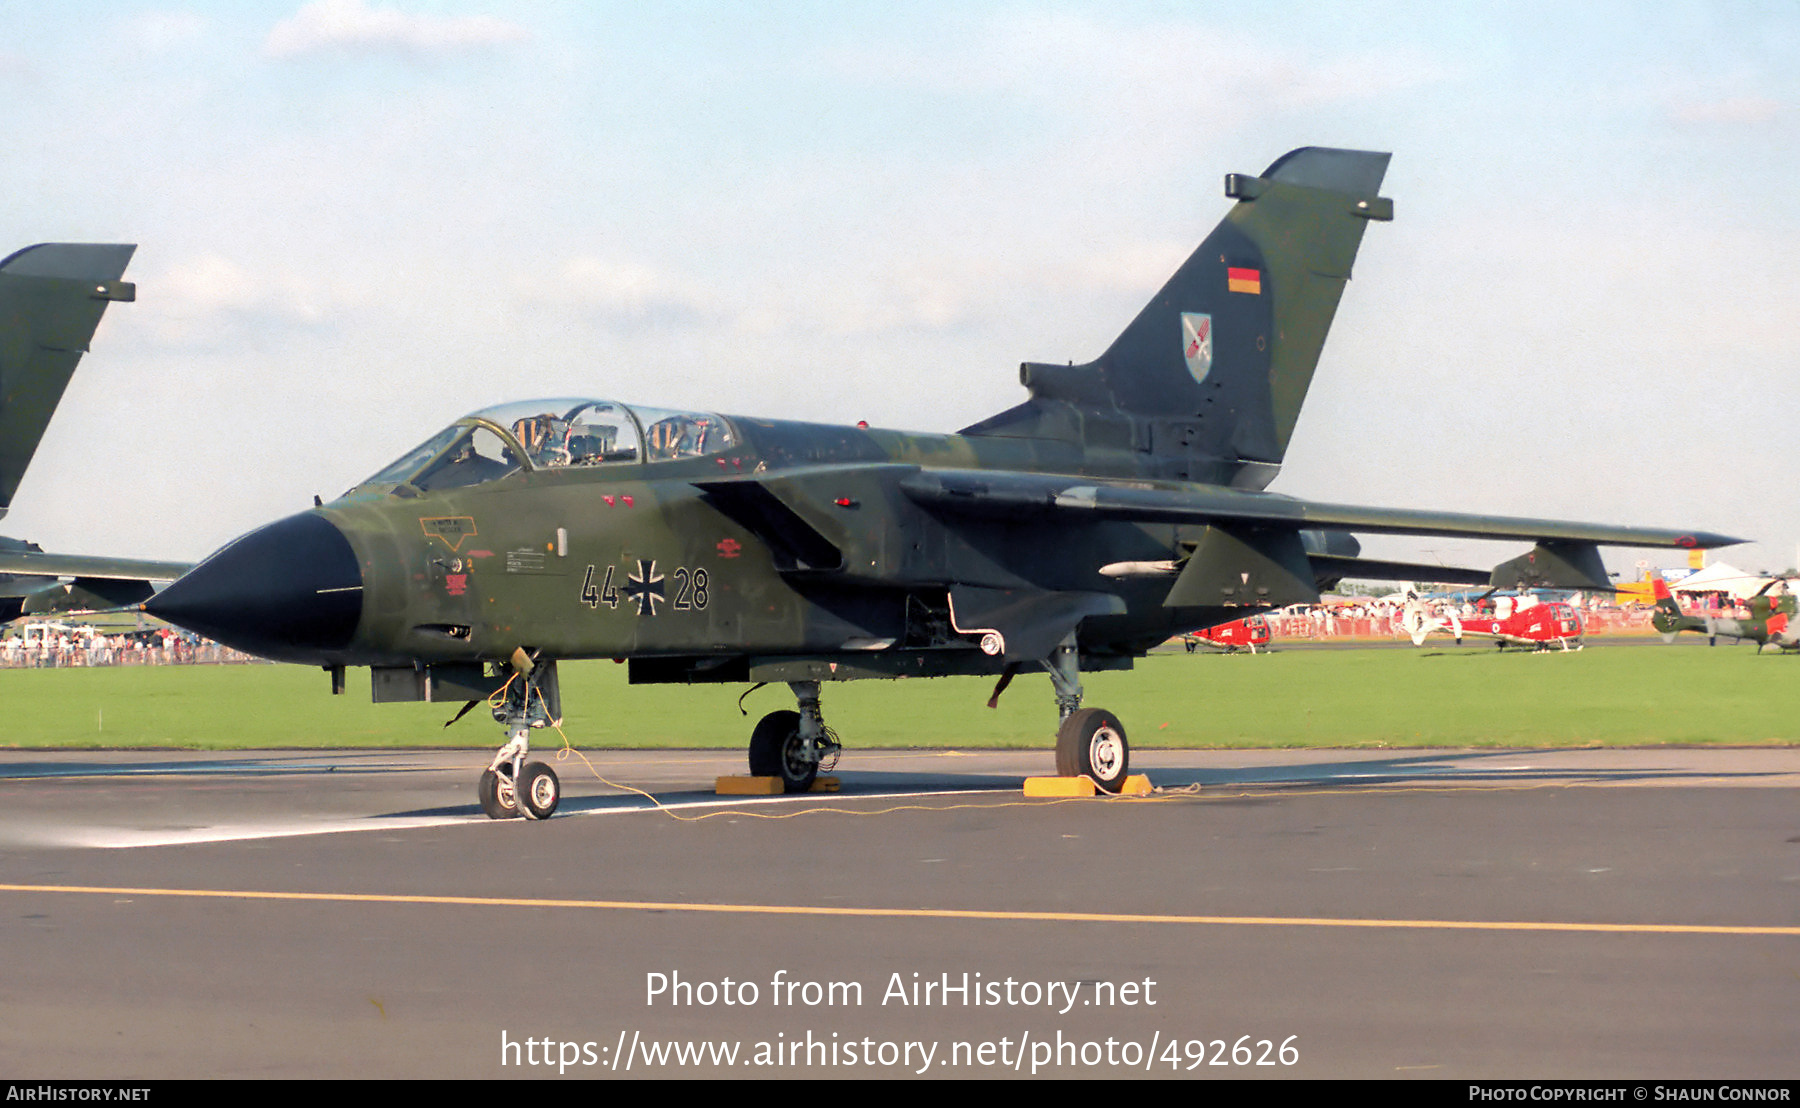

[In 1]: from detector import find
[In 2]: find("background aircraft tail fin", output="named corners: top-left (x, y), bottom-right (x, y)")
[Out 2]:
top-left (964, 147), bottom-right (1390, 489)
top-left (1651, 576), bottom-right (1684, 615)
top-left (0, 243), bottom-right (136, 517)
top-left (1650, 577), bottom-right (1687, 639)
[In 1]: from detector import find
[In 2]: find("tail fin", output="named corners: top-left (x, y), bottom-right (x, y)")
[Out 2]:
top-left (0, 243), bottom-right (136, 518)
top-left (1649, 577), bottom-right (1687, 640)
top-left (1402, 597), bottom-right (1463, 646)
top-left (964, 147), bottom-right (1391, 489)
top-left (1651, 577), bottom-right (1684, 616)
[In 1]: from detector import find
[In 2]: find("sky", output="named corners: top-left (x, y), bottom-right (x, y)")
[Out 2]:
top-left (2, 0), bottom-right (1796, 581)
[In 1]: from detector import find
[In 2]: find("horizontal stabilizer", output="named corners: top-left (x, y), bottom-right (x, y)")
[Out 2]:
top-left (1294, 504), bottom-right (1738, 549)
top-left (0, 550), bottom-right (190, 580)
top-left (899, 468), bottom-right (1742, 550)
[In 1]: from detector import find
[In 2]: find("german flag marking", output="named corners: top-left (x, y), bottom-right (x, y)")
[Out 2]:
top-left (1227, 266), bottom-right (1261, 294)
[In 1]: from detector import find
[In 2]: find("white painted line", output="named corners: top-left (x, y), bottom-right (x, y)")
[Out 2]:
top-left (25, 786), bottom-right (1022, 849)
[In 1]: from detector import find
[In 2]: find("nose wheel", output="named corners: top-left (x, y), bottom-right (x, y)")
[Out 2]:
top-left (478, 654), bottom-right (563, 820)
top-left (478, 766), bottom-right (518, 818)
top-left (478, 760), bottom-right (562, 820)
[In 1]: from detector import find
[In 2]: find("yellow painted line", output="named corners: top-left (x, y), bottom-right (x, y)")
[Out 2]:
top-left (1, 883), bottom-right (1795, 936)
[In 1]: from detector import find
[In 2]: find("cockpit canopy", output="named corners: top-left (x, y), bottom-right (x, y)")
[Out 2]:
top-left (351, 398), bottom-right (737, 496)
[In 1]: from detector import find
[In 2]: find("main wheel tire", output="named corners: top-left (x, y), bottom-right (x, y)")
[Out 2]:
top-left (518, 761), bottom-right (561, 820)
top-left (749, 709), bottom-right (818, 794)
top-left (1054, 708), bottom-right (1130, 793)
top-left (478, 767), bottom-right (520, 819)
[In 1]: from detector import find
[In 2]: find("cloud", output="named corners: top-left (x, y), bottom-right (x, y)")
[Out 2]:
top-left (789, 238), bottom-right (1188, 339)
top-left (0, 50), bottom-right (33, 79)
top-left (124, 10), bottom-right (209, 53)
top-left (1669, 96), bottom-right (1782, 125)
top-left (834, 12), bottom-right (1446, 122)
top-left (509, 256), bottom-right (716, 332)
top-left (139, 253), bottom-right (334, 349)
top-left (264, 0), bottom-right (529, 59)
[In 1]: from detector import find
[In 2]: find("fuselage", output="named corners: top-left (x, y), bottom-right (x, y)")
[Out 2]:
top-left (147, 399), bottom-right (1253, 672)
top-left (1652, 586), bottom-right (1797, 649)
top-left (1186, 615), bottom-right (1271, 651)
top-left (1407, 597), bottom-right (1584, 649)
top-left (1459, 601), bottom-right (1583, 647)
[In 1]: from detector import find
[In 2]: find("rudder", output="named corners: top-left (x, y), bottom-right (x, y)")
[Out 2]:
top-left (965, 148), bottom-right (1390, 489)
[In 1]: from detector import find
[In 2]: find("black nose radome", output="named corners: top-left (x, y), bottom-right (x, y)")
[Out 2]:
top-left (146, 512), bottom-right (362, 663)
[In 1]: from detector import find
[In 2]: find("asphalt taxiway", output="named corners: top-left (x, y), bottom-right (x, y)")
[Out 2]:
top-left (1, 746), bottom-right (1796, 1078)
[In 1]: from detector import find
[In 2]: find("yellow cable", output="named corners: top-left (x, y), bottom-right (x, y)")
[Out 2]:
top-left (521, 685), bottom-right (1179, 820)
top-left (488, 677), bottom-right (1590, 820)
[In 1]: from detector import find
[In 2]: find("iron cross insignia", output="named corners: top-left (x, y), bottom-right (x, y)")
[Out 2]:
top-left (625, 559), bottom-right (665, 616)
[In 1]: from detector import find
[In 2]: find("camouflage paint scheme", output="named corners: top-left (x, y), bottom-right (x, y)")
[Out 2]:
top-left (0, 244), bottom-right (189, 622)
top-left (1652, 578), bottom-right (1797, 650)
top-left (143, 148), bottom-right (1741, 808)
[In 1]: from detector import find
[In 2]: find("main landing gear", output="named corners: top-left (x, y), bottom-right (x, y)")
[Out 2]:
top-left (479, 655), bottom-right (563, 820)
top-left (1044, 633), bottom-right (1130, 792)
top-left (748, 680), bottom-right (842, 793)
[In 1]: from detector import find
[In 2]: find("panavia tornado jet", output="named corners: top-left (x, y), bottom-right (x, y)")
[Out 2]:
top-left (0, 243), bottom-right (189, 621)
top-left (143, 147), bottom-right (1739, 817)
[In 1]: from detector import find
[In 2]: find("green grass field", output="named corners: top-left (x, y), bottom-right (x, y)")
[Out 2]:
top-left (3, 643), bottom-right (1795, 750)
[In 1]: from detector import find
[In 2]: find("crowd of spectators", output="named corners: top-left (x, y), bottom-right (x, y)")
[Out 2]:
top-left (6, 591), bottom-right (1689, 665)
top-left (1268, 594), bottom-right (1657, 640)
top-left (0, 625), bottom-right (261, 668)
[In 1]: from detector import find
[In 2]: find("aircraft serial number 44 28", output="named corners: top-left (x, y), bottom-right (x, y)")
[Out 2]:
top-left (144, 147), bottom-right (1738, 818)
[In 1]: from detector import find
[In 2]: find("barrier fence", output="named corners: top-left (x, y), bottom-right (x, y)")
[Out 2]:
top-left (1266, 607), bottom-right (1656, 641)
top-left (3, 606), bottom-right (1671, 669)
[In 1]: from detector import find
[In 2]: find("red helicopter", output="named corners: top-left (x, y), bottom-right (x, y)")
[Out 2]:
top-left (1403, 592), bottom-right (1585, 651)
top-left (1182, 614), bottom-right (1273, 653)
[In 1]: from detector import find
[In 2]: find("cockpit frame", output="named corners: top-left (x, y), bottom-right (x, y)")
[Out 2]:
top-left (344, 398), bottom-right (739, 501)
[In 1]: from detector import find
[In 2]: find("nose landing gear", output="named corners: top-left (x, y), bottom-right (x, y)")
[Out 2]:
top-left (478, 654), bottom-right (563, 820)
